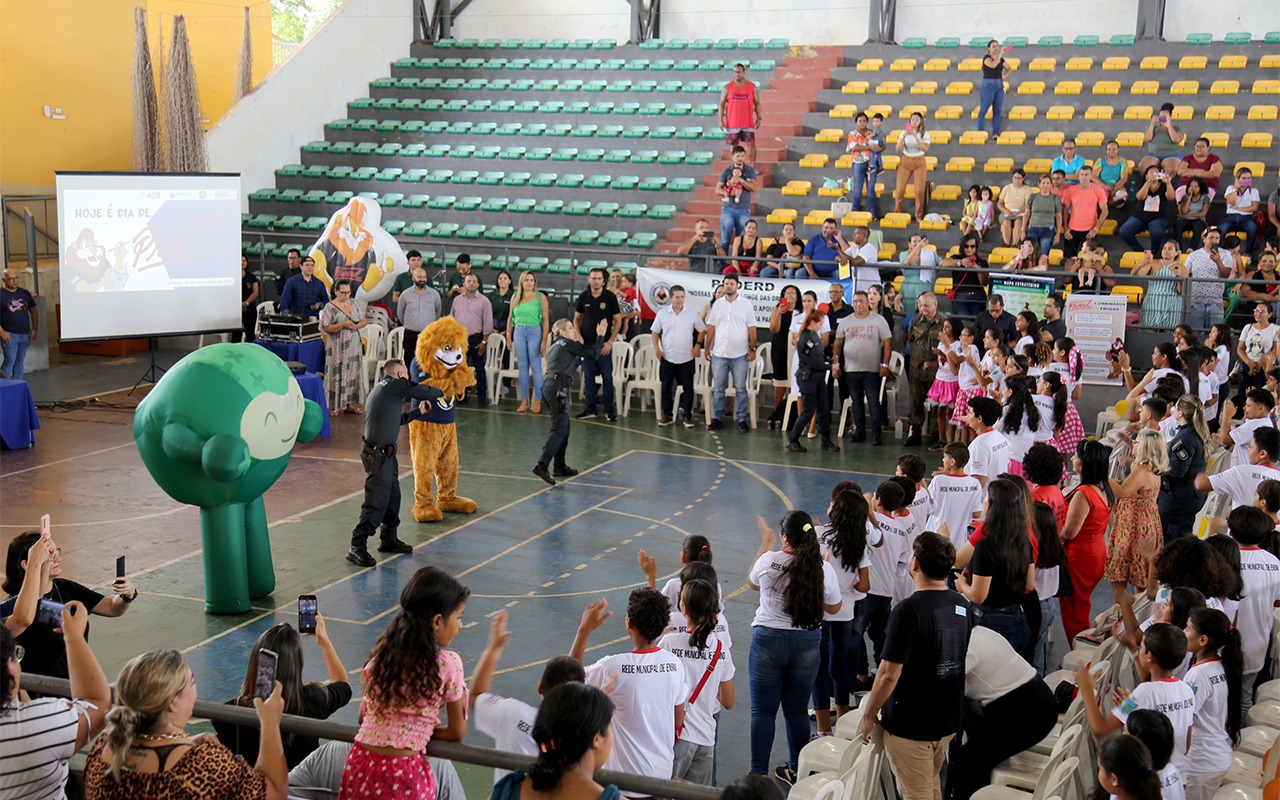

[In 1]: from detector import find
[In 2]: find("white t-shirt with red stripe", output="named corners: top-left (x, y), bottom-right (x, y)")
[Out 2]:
top-left (1237, 547), bottom-right (1280, 673)
top-left (1208, 462), bottom-right (1280, 511)
top-left (1112, 677), bottom-right (1195, 771)
top-left (1184, 657), bottom-right (1233, 774)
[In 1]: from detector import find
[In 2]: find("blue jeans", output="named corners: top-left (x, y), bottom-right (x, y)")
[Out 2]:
top-left (851, 593), bottom-right (892, 676)
top-left (979, 78), bottom-right (1005, 135)
top-left (1033, 597), bottom-right (1058, 677)
top-left (852, 162), bottom-right (881, 217)
top-left (976, 605), bottom-right (1031, 658)
top-left (512, 324), bottom-right (544, 401)
top-left (1, 332), bottom-right (31, 380)
top-left (1188, 299), bottom-right (1223, 329)
top-left (711, 355), bottom-right (749, 422)
top-left (749, 626), bottom-right (822, 774)
top-left (581, 351), bottom-right (615, 414)
top-left (760, 266), bottom-right (781, 278)
top-left (812, 619), bottom-right (855, 712)
top-left (1219, 214), bottom-right (1259, 254)
top-left (720, 206), bottom-right (752, 253)
top-left (1027, 225), bottom-right (1055, 257)
top-left (1119, 216), bottom-right (1170, 253)
top-left (951, 288), bottom-right (987, 321)
top-left (844, 371), bottom-right (884, 434)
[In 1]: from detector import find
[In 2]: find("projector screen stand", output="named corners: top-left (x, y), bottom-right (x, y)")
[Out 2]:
top-left (128, 338), bottom-right (167, 396)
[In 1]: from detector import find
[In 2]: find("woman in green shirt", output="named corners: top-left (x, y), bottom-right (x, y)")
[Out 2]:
top-left (507, 270), bottom-right (550, 414)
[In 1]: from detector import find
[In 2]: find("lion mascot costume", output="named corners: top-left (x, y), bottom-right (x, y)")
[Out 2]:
top-left (408, 317), bottom-right (478, 522)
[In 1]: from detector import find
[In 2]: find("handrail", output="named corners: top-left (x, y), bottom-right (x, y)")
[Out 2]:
top-left (20, 673), bottom-right (722, 800)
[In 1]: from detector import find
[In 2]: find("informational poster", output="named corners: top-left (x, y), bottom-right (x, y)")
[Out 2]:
top-left (1065, 293), bottom-right (1128, 385)
top-left (637, 268), bottom-right (833, 323)
top-left (989, 275), bottom-right (1056, 319)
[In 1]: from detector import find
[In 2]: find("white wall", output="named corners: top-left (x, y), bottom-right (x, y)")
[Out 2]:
top-left (1162, 0), bottom-right (1280, 41)
top-left (449, 0), bottom-right (630, 42)
top-left (895, 0), bottom-right (1138, 43)
top-left (660, 0), bottom-right (871, 45)
top-left (206, 0), bottom-right (416, 210)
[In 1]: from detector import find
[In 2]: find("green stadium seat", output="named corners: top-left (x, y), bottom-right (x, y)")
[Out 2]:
top-left (477, 170), bottom-right (505, 185)
top-left (322, 190), bottom-right (350, 204)
top-left (492, 254), bottom-right (521, 271)
top-left (691, 39), bottom-right (713, 50)
top-left (1224, 32), bottom-right (1251, 44)
top-left (617, 102), bottom-right (641, 115)
top-left (476, 148), bottom-right (502, 161)
top-left (1267, 32), bottom-right (1280, 44)
top-left (375, 143), bottom-right (402, 158)
top-left (403, 169), bottom-right (429, 183)
top-left (509, 58), bottom-right (531, 69)
top-left (446, 121), bottom-right (473, 135)
top-left (1073, 35), bottom-right (1099, 46)
top-left (675, 59), bottom-right (699, 71)
top-left (584, 174), bottom-right (612, 189)
top-left (623, 125), bottom-right (650, 138)
top-left (500, 146), bottom-right (527, 160)
top-left (497, 123), bottom-right (523, 136)
top-left (381, 220), bottom-right (404, 235)
top-left (392, 57), bottom-right (418, 68)
top-left (561, 80), bottom-right (584, 92)
top-left (698, 59), bottom-right (726, 71)
top-left (1185, 33), bottom-right (1212, 45)
top-left (572, 148), bottom-right (600, 162)
top-left (489, 79), bottom-right (512, 90)
top-left (433, 222), bottom-right (460, 238)
top-left (245, 214), bottom-right (277, 229)
top-left (618, 203), bottom-right (648, 218)
top-left (454, 196), bottom-right (482, 211)
top-left (657, 150), bottom-right (686, 164)
top-left (534, 199), bottom-right (564, 213)
top-left (479, 39), bottom-right (501, 50)
top-left (527, 147), bottom-right (552, 160)
top-left (513, 227), bottom-right (543, 242)
top-left (541, 229), bottom-right (571, 244)
top-left (453, 145), bottom-right (477, 158)
top-left (427, 195), bottom-right (456, 210)
top-left (530, 59), bottom-right (555, 70)
top-left (598, 231), bottom-right (627, 246)
top-left (935, 37), bottom-right (959, 48)
top-left (404, 222), bottom-right (432, 238)
top-left (589, 101), bottom-right (615, 114)
top-left (451, 170), bottom-right (480, 184)
top-left (502, 172), bottom-right (531, 186)
top-left (546, 39), bottom-right (568, 50)
top-left (648, 204), bottom-right (677, 220)
top-left (630, 150), bottom-right (658, 163)
top-left (570, 39), bottom-right (592, 50)
top-left (510, 79), bottom-right (535, 91)
top-left (692, 104), bottom-right (718, 116)
top-left (749, 60), bottom-right (776, 71)
top-left (764, 38), bottom-right (788, 50)
top-left (687, 151), bottom-right (714, 165)
top-left (302, 164), bottom-right (329, 179)
top-left (372, 120), bottom-right (400, 134)
top-left (610, 176), bottom-right (639, 190)
top-left (638, 177), bottom-right (668, 191)
top-left (551, 148), bottom-right (579, 161)
top-left (682, 80), bottom-right (710, 93)
top-left (651, 59), bottom-right (675, 72)
top-left (544, 258), bottom-right (573, 274)
top-left (423, 121), bottom-right (448, 134)
top-left (584, 80), bottom-right (608, 92)
top-left (522, 256), bottom-right (548, 273)
top-left (626, 59), bottom-right (650, 71)
top-left (572, 125), bottom-right (599, 137)
top-left (1004, 36), bottom-right (1028, 48)
top-left (481, 198), bottom-right (510, 212)
top-left (1109, 34), bottom-right (1135, 46)
top-left (457, 224), bottom-right (487, 240)
top-left (594, 39), bottom-right (615, 49)
top-left (402, 194), bottom-right (429, 208)
top-left (664, 39), bottom-right (689, 50)
top-left (352, 167), bottom-right (378, 181)
top-left (603, 149), bottom-right (631, 163)
top-left (526, 123), bottom-right (550, 136)
top-left (564, 201), bottom-right (592, 216)
top-left (533, 79), bottom-right (559, 91)
top-left (425, 144), bottom-right (451, 158)
top-left (669, 177), bottom-right (696, 191)
top-left (376, 194), bottom-right (403, 207)
top-left (249, 188), bottom-right (279, 202)
top-left (1037, 35), bottom-right (1063, 47)
top-left (375, 168), bottom-right (402, 182)
top-left (557, 174), bottom-right (586, 188)
top-left (301, 141), bottom-right (328, 154)
top-left (627, 232), bottom-right (658, 249)
top-left (639, 39), bottom-right (662, 50)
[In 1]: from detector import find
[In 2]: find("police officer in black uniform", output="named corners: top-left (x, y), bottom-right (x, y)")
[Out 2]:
top-left (533, 317), bottom-right (609, 486)
top-left (346, 358), bottom-right (444, 567)
top-left (1158, 395), bottom-right (1208, 543)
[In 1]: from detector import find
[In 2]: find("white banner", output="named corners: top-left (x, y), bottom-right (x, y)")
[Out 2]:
top-left (1065, 293), bottom-right (1128, 386)
top-left (637, 268), bottom-right (836, 324)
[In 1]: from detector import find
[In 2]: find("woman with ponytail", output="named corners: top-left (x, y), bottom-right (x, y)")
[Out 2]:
top-left (491, 682), bottom-right (618, 800)
top-left (84, 649), bottom-right (286, 800)
top-left (1094, 734), bottom-right (1163, 800)
top-left (1159, 394), bottom-right (1210, 541)
top-left (748, 510), bottom-right (842, 783)
top-left (1183, 607), bottom-right (1243, 800)
top-left (813, 488), bottom-right (873, 737)
top-left (659, 578), bottom-right (736, 785)
top-left (1048, 337), bottom-right (1086, 458)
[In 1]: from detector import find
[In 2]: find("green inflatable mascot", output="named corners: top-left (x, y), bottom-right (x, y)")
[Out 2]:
top-left (134, 344), bottom-right (324, 614)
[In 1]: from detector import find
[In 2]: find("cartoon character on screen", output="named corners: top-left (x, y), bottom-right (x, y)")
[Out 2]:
top-left (308, 196), bottom-right (407, 305)
top-left (133, 344), bottom-right (324, 614)
top-left (407, 317), bottom-right (477, 522)
top-left (64, 228), bottom-right (130, 292)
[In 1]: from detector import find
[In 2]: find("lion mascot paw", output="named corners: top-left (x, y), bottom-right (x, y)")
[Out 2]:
top-left (408, 317), bottom-right (478, 522)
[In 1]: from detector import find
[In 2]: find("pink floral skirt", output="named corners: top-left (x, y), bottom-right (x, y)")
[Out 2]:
top-left (950, 387), bottom-right (984, 426)
top-left (340, 742), bottom-right (436, 800)
top-left (928, 379), bottom-right (959, 406)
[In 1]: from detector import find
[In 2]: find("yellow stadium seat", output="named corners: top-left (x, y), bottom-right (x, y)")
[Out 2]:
top-left (1005, 57), bottom-right (1021, 70)
top-left (1178, 56), bottom-right (1206, 70)
top-left (911, 81), bottom-right (938, 94)
top-left (924, 58), bottom-right (951, 72)
top-left (842, 81), bottom-right (870, 94)
top-left (989, 247), bottom-right (1018, 265)
top-left (890, 58), bottom-right (917, 72)
top-left (881, 155), bottom-right (899, 170)
top-left (1036, 130), bottom-right (1065, 146)
top-left (1076, 131), bottom-right (1104, 147)
top-left (945, 81), bottom-right (973, 95)
top-left (1201, 132), bottom-right (1229, 147)
top-left (1235, 161), bottom-right (1265, 178)
top-left (959, 130), bottom-right (988, 145)
top-left (936, 105), bottom-right (964, 120)
top-left (1171, 80), bottom-right (1199, 95)
top-left (815, 129), bottom-right (843, 142)
top-left (856, 59), bottom-right (883, 71)
top-left (945, 156), bottom-right (975, 172)
top-left (1092, 80), bottom-right (1120, 95)
top-left (1131, 80), bottom-right (1160, 95)
top-left (1085, 105), bottom-right (1114, 120)
top-left (835, 155), bottom-right (853, 169)
top-left (878, 243), bottom-right (898, 260)
top-left (1262, 55), bottom-right (1280, 69)
top-left (988, 184), bottom-right (1002, 200)
top-left (880, 212), bottom-right (912, 229)
top-left (1047, 249), bottom-right (1065, 267)
top-left (876, 81), bottom-right (904, 94)
top-left (1029, 57), bottom-right (1057, 71)
top-left (1248, 105), bottom-right (1278, 120)
top-left (932, 184), bottom-right (961, 201)
top-left (799, 153), bottom-right (830, 167)
top-left (1124, 104), bottom-right (1154, 120)
top-left (1099, 219), bottom-right (1118, 236)
top-left (970, 106), bottom-right (994, 120)
top-left (818, 183), bottom-right (845, 197)
top-left (1024, 158), bottom-right (1053, 174)
top-left (866, 104), bottom-right (893, 117)
top-left (767, 208), bottom-right (798, 224)
top-left (1113, 285), bottom-right (1144, 304)
top-left (1009, 105), bottom-right (1037, 121)
top-left (1017, 81), bottom-right (1045, 95)
top-left (1139, 56), bottom-right (1167, 70)
top-left (781, 180), bottom-right (812, 196)
top-left (1218, 55), bottom-right (1247, 69)
top-left (927, 130), bottom-right (952, 144)
top-left (1055, 81), bottom-right (1082, 95)
top-left (984, 157), bottom-right (1014, 173)
top-left (829, 104), bottom-right (858, 118)
top-left (1046, 105), bottom-right (1074, 120)
top-left (1066, 57), bottom-right (1093, 71)
top-left (1252, 80), bottom-right (1280, 94)
top-left (1243, 132), bottom-right (1274, 148)
top-left (919, 217), bottom-right (949, 232)
top-left (1119, 251), bottom-right (1148, 269)
top-left (934, 277), bottom-right (953, 295)
top-left (925, 156), bottom-right (938, 170)
top-left (1211, 80), bottom-right (1240, 95)
top-left (802, 209), bottom-right (829, 226)
top-left (1172, 104), bottom-right (1193, 120)
top-left (958, 58), bottom-right (981, 71)
top-left (840, 210), bottom-right (874, 227)
top-left (1115, 131), bottom-right (1144, 147)
top-left (1103, 56), bottom-right (1131, 71)
top-left (1205, 105), bottom-right (1236, 120)
top-left (996, 131), bottom-right (1026, 146)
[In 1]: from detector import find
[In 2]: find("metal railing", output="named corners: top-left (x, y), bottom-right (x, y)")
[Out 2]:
top-left (22, 674), bottom-right (721, 800)
top-left (2, 194), bottom-right (58, 262)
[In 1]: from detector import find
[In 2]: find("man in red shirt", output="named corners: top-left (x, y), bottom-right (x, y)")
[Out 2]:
top-left (719, 63), bottom-right (762, 166)
top-left (1061, 165), bottom-right (1109, 261)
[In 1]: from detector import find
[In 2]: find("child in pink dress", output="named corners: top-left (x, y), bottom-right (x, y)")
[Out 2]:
top-left (927, 316), bottom-right (961, 451)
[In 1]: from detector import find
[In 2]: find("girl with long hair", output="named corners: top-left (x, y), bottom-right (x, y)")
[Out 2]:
top-left (997, 374), bottom-right (1042, 476)
top-left (490, 682), bottom-right (618, 800)
top-left (956, 478), bottom-right (1034, 656)
top-left (1060, 440), bottom-right (1114, 642)
top-left (1106, 430), bottom-right (1168, 599)
top-left (1036, 371), bottom-right (1069, 452)
top-left (1031, 501), bottom-right (1068, 676)
top-left (507, 270), bottom-right (550, 414)
top-left (926, 316), bottom-right (962, 450)
top-left (747, 510), bottom-right (842, 783)
top-left (1093, 734), bottom-right (1163, 800)
top-left (638, 534), bottom-right (719, 617)
top-left (1013, 310), bottom-right (1040, 354)
top-left (767, 285), bottom-right (802, 429)
top-left (1183, 607), bottom-right (1244, 800)
top-left (1048, 337), bottom-right (1086, 457)
top-left (948, 325), bottom-right (984, 442)
top-left (340, 566), bottom-right (470, 799)
top-left (813, 488), bottom-right (873, 736)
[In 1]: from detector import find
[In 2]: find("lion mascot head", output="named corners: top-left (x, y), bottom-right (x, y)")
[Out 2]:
top-left (413, 317), bottom-right (477, 400)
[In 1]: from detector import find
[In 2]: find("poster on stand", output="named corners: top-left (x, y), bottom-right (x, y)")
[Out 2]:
top-left (1065, 293), bottom-right (1127, 385)
top-left (989, 275), bottom-right (1056, 319)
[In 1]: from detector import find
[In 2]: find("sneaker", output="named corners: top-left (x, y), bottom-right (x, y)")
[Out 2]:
top-left (738, 421), bottom-right (750, 433)
top-left (708, 418), bottom-right (724, 431)
top-left (553, 464), bottom-right (579, 478)
top-left (773, 766), bottom-right (798, 786)
top-left (659, 416), bottom-right (675, 427)
top-left (785, 439), bottom-right (807, 453)
top-left (605, 412), bottom-right (618, 423)
top-left (682, 415), bottom-right (696, 429)
top-left (807, 429), bottom-right (818, 439)
top-left (929, 440), bottom-right (946, 451)
top-left (849, 428), bottom-right (866, 443)
top-left (345, 545), bottom-right (376, 567)
top-left (377, 537), bottom-right (413, 554)
top-left (532, 463), bottom-right (556, 486)
top-left (575, 410), bottom-right (598, 420)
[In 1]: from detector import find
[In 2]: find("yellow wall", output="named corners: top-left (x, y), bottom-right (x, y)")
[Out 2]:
top-left (0, 0), bottom-right (273, 192)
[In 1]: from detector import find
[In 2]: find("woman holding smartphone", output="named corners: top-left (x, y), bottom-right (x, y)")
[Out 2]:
top-left (893, 112), bottom-right (932, 223)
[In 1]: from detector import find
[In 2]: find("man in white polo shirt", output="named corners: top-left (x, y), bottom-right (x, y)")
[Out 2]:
top-left (1198, 426), bottom-right (1280, 511)
top-left (704, 273), bottom-right (758, 432)
top-left (964, 396), bottom-right (1011, 488)
top-left (651, 285), bottom-right (707, 428)
top-left (843, 226), bottom-right (882, 294)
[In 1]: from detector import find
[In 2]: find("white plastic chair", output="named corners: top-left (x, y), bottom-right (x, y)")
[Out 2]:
top-left (796, 708), bottom-right (866, 778)
top-left (386, 326), bottom-right (405, 363)
top-left (1237, 726), bottom-right (1280, 758)
top-left (622, 349), bottom-right (663, 418)
top-left (495, 333), bottom-right (524, 401)
top-left (973, 758), bottom-right (1076, 800)
top-left (199, 332), bottom-right (230, 348)
top-left (254, 301), bottom-right (276, 338)
top-left (790, 725), bottom-right (884, 800)
top-left (989, 724), bottom-right (1082, 793)
top-left (484, 333), bottom-right (508, 404)
top-left (360, 323), bottom-right (386, 393)
top-left (366, 304), bottom-right (392, 333)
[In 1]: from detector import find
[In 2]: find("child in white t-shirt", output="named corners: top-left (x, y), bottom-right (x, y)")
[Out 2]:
top-left (964, 395), bottom-right (1011, 487)
top-left (1182, 607), bottom-right (1244, 800)
top-left (1225, 506), bottom-right (1280, 716)
top-left (896, 454), bottom-right (934, 526)
top-left (471, 611), bottom-right (587, 785)
top-left (854, 481), bottom-right (910, 686)
top-left (571, 590), bottom-right (688, 796)
top-left (887, 476), bottom-right (923, 605)
top-left (1199, 425), bottom-right (1280, 510)
top-left (926, 442), bottom-right (984, 549)
top-left (1123, 709), bottom-right (1186, 800)
top-left (1217, 389), bottom-right (1277, 470)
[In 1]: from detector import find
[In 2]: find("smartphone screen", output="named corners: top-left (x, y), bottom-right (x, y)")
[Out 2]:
top-left (40, 515), bottom-right (51, 538)
top-left (116, 556), bottom-right (127, 579)
top-left (36, 599), bottom-right (69, 628)
top-left (298, 595), bottom-right (317, 634)
top-left (254, 649), bottom-right (278, 701)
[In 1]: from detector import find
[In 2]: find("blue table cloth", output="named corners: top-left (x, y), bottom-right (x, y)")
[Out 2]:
top-left (0, 379), bottom-right (40, 449)
top-left (254, 339), bottom-right (325, 375)
top-left (294, 372), bottom-right (331, 439)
